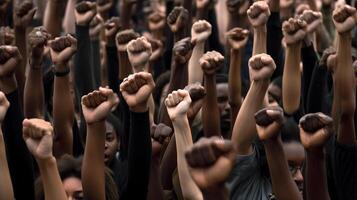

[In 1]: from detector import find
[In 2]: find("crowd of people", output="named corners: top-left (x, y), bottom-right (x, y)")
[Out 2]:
top-left (0, 0), bottom-right (356, 199)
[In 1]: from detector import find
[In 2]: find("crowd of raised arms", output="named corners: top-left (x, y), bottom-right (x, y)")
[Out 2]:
top-left (0, 0), bottom-right (357, 199)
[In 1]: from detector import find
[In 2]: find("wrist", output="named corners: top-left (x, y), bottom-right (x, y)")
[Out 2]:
top-left (253, 26), bottom-right (267, 33)
top-left (37, 156), bottom-right (56, 167)
top-left (29, 57), bottom-right (43, 68)
top-left (263, 136), bottom-right (282, 146)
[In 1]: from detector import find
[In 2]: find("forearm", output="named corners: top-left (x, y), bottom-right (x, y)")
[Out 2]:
top-left (24, 67), bottom-right (44, 118)
top-left (232, 81), bottom-right (268, 154)
top-left (253, 26), bottom-right (267, 55)
top-left (118, 51), bottom-right (133, 80)
top-left (0, 132), bottom-right (14, 200)
top-left (188, 43), bottom-right (205, 84)
top-left (148, 159), bottom-right (164, 200)
top-left (120, 3), bottom-right (133, 29)
top-left (82, 122), bottom-right (106, 200)
top-left (43, 0), bottom-right (64, 37)
top-left (53, 67), bottom-right (74, 157)
top-left (282, 44), bottom-right (302, 114)
top-left (14, 28), bottom-right (26, 99)
top-left (203, 75), bottom-right (221, 137)
top-left (305, 149), bottom-right (330, 200)
top-left (38, 157), bottom-right (67, 200)
top-left (228, 49), bottom-right (242, 122)
top-left (173, 118), bottom-right (203, 200)
top-left (264, 138), bottom-right (302, 200)
top-left (160, 135), bottom-right (177, 190)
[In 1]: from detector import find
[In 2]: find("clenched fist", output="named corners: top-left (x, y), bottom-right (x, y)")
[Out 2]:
top-left (75, 1), bottom-right (97, 26)
top-left (151, 123), bottom-right (172, 158)
top-left (299, 113), bottom-right (333, 149)
top-left (13, 0), bottom-right (37, 29)
top-left (226, 27), bottom-right (249, 50)
top-left (105, 17), bottom-right (121, 44)
top-left (249, 53), bottom-right (276, 81)
top-left (184, 83), bottom-right (206, 121)
top-left (167, 6), bottom-right (189, 33)
top-left (173, 37), bottom-right (193, 64)
top-left (28, 27), bottom-right (51, 66)
top-left (282, 18), bottom-right (307, 45)
top-left (332, 5), bottom-right (357, 33)
top-left (165, 89), bottom-right (192, 121)
top-left (226, 0), bottom-right (250, 15)
top-left (299, 10), bottom-right (322, 33)
top-left (247, 1), bottom-right (270, 28)
top-left (319, 47), bottom-right (336, 72)
top-left (89, 14), bottom-right (104, 40)
top-left (200, 51), bottom-right (224, 75)
top-left (255, 106), bottom-right (285, 140)
top-left (115, 29), bottom-right (139, 52)
top-left (0, 45), bottom-right (22, 77)
top-left (191, 20), bottom-right (212, 44)
top-left (49, 34), bottom-right (77, 67)
top-left (185, 137), bottom-right (235, 189)
top-left (120, 72), bottom-right (155, 112)
top-left (23, 118), bottom-right (54, 160)
top-left (127, 37), bottom-right (152, 71)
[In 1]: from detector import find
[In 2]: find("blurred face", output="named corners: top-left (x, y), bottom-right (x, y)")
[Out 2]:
top-left (63, 177), bottom-right (83, 200)
top-left (216, 83), bottom-right (231, 137)
top-left (104, 122), bottom-right (119, 165)
top-left (268, 83), bottom-right (282, 106)
top-left (283, 142), bottom-right (305, 193)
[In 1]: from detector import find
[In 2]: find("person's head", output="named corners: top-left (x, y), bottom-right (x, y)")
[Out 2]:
top-left (281, 118), bottom-right (305, 193)
top-left (268, 76), bottom-right (282, 106)
top-left (105, 114), bottom-right (122, 166)
top-left (216, 74), bottom-right (231, 138)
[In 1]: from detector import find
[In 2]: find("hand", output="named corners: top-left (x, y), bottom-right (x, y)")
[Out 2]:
top-left (127, 37), bottom-right (152, 71)
top-left (81, 87), bottom-right (119, 124)
top-left (295, 4), bottom-right (311, 16)
top-left (200, 51), bottom-right (224, 75)
top-left (13, 0), bottom-right (37, 29)
top-left (22, 118), bottom-right (54, 160)
top-left (249, 53), bottom-right (276, 81)
top-left (0, 45), bottom-right (22, 77)
top-left (196, 0), bottom-right (216, 10)
top-left (97, 0), bottom-right (113, 14)
top-left (148, 11), bottom-right (166, 32)
top-left (185, 137), bottom-right (236, 189)
top-left (120, 72), bottom-right (155, 112)
top-left (49, 34), bottom-right (77, 68)
top-left (75, 1), bottom-right (97, 26)
top-left (151, 123), bottom-right (172, 158)
top-left (319, 47), bottom-right (336, 72)
top-left (89, 14), bottom-right (104, 40)
top-left (332, 5), bottom-right (357, 33)
top-left (282, 18), bottom-right (307, 45)
top-left (28, 27), bottom-right (51, 66)
top-left (0, 91), bottom-right (9, 123)
top-left (226, 27), bottom-right (249, 50)
top-left (191, 20), bottom-right (212, 44)
top-left (165, 89), bottom-right (192, 121)
top-left (173, 37), bottom-right (193, 64)
top-left (105, 17), bottom-right (121, 44)
top-left (299, 10), bottom-right (322, 33)
top-left (167, 6), bottom-right (189, 33)
top-left (185, 83), bottom-right (206, 121)
top-left (247, 1), bottom-right (271, 28)
top-left (147, 36), bottom-right (164, 61)
top-left (115, 29), bottom-right (139, 52)
top-left (0, 26), bottom-right (14, 45)
top-left (255, 106), bottom-right (285, 140)
top-left (299, 113), bottom-right (333, 149)
top-left (226, 0), bottom-right (250, 15)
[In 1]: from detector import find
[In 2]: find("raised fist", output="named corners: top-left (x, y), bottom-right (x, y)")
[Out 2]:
top-left (0, 27), bottom-right (14, 45)
top-left (22, 118), bottom-right (54, 160)
top-left (282, 18), bottom-right (307, 45)
top-left (255, 106), bottom-right (285, 140)
top-left (14, 0), bottom-right (37, 28)
top-left (89, 14), bottom-right (104, 39)
top-left (115, 29), bottom-right (139, 52)
top-left (332, 5), bottom-right (357, 33)
top-left (299, 10), bottom-right (322, 33)
top-left (81, 87), bottom-right (119, 124)
top-left (167, 6), bottom-right (189, 33)
top-left (97, 0), bottom-right (113, 14)
top-left (147, 36), bottom-right (164, 61)
top-left (165, 89), bottom-right (192, 121)
top-left (75, 1), bottom-right (97, 26)
top-left (247, 1), bottom-right (271, 27)
top-left (319, 47), bottom-right (336, 72)
top-left (173, 37), bottom-right (193, 64)
top-left (299, 113), bottom-right (333, 149)
top-left (184, 83), bottom-right (206, 121)
top-left (200, 51), bottom-right (224, 75)
top-left (120, 72), bottom-right (155, 112)
top-left (148, 11), bottom-right (166, 32)
top-left (226, 0), bottom-right (250, 15)
top-left (151, 123), bottom-right (172, 158)
top-left (249, 53), bottom-right (276, 81)
top-left (28, 27), bottom-right (51, 65)
top-left (105, 17), bottom-right (121, 43)
top-left (127, 37), bottom-right (152, 71)
top-left (185, 137), bottom-right (235, 189)
top-left (0, 91), bottom-right (9, 123)
top-left (49, 34), bottom-right (77, 67)
top-left (295, 4), bottom-right (311, 16)
top-left (0, 45), bottom-right (22, 77)
top-left (226, 27), bottom-right (249, 50)
top-left (191, 20), bottom-right (212, 44)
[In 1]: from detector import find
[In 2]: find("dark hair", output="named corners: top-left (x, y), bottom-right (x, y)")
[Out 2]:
top-left (281, 117), bottom-right (301, 143)
top-left (106, 113), bottom-right (122, 140)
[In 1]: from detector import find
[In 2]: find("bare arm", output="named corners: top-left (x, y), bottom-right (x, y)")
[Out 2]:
top-left (115, 29), bottom-right (138, 80)
top-left (43, 0), bottom-right (67, 37)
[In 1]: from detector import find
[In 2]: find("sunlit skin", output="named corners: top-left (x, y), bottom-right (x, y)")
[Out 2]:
top-left (283, 142), bottom-right (305, 193)
top-left (104, 121), bottom-right (119, 165)
top-left (63, 177), bottom-right (84, 200)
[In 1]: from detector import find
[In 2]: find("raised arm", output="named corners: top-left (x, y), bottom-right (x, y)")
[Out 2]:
top-left (24, 27), bottom-right (50, 119)
top-left (49, 35), bottom-right (77, 157)
top-left (231, 54), bottom-right (276, 154)
top-left (282, 18), bottom-right (307, 114)
top-left (332, 5), bottom-right (357, 145)
top-left (81, 87), bottom-right (119, 200)
top-left (43, 0), bottom-right (67, 37)
top-left (23, 119), bottom-right (67, 200)
top-left (255, 107), bottom-right (302, 200)
top-left (167, 7), bottom-right (189, 42)
top-left (299, 113), bottom-right (333, 200)
top-left (97, 0), bottom-right (113, 21)
top-left (200, 51), bottom-right (224, 137)
top-left (165, 89), bottom-right (203, 200)
top-left (115, 29), bottom-right (138, 80)
top-left (120, 0), bottom-right (137, 29)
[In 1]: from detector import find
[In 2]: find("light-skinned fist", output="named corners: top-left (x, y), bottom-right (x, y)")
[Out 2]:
top-left (332, 5), bottom-right (357, 33)
top-left (165, 89), bottom-right (192, 121)
top-left (75, 1), bottom-right (97, 26)
top-left (191, 20), bottom-right (212, 44)
top-left (247, 1), bottom-right (271, 28)
top-left (282, 18), bottom-right (307, 45)
top-left (127, 37), bottom-right (152, 72)
top-left (249, 53), bottom-right (276, 81)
